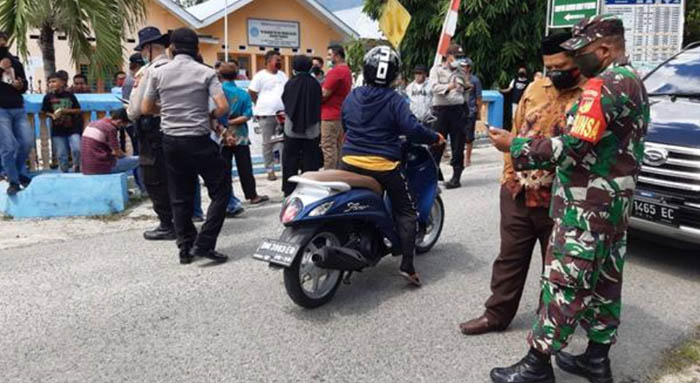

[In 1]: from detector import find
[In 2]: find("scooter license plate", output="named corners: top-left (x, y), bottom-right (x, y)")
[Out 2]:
top-left (253, 239), bottom-right (301, 267)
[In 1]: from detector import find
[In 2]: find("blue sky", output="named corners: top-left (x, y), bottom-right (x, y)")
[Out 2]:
top-left (318, 0), bottom-right (364, 11)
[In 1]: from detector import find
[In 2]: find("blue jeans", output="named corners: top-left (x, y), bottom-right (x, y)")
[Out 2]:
top-left (193, 178), bottom-right (241, 218)
top-left (0, 108), bottom-right (34, 184)
top-left (111, 156), bottom-right (140, 174)
top-left (52, 134), bottom-right (81, 172)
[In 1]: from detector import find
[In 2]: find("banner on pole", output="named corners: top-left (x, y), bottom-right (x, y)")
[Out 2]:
top-left (379, 0), bottom-right (412, 49)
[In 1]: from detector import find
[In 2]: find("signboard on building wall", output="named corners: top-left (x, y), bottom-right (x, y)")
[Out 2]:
top-left (602, 0), bottom-right (685, 71)
top-left (247, 18), bottom-right (300, 48)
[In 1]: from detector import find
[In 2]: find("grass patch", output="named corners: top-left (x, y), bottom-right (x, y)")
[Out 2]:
top-left (88, 194), bottom-right (148, 222)
top-left (654, 325), bottom-right (700, 382)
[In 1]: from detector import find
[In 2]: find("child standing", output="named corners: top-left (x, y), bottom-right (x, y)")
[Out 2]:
top-left (41, 72), bottom-right (82, 172)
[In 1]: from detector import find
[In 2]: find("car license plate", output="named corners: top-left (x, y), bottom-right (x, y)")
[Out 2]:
top-left (632, 198), bottom-right (679, 226)
top-left (252, 239), bottom-right (300, 267)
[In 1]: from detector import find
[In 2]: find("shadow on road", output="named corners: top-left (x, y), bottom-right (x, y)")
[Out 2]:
top-left (627, 233), bottom-right (700, 283)
top-left (285, 241), bottom-right (487, 322)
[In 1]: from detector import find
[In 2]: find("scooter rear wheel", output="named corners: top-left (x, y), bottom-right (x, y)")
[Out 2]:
top-left (284, 231), bottom-right (343, 309)
top-left (416, 195), bottom-right (445, 254)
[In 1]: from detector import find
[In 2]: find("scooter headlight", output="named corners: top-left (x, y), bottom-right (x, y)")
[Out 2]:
top-left (308, 201), bottom-right (334, 217)
top-left (280, 198), bottom-right (303, 224)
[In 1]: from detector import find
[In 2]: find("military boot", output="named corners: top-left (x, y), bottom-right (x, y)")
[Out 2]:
top-left (490, 348), bottom-right (555, 383)
top-left (555, 342), bottom-right (612, 383)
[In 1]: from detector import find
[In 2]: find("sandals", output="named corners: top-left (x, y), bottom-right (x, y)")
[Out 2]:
top-left (249, 195), bottom-right (270, 205)
top-left (399, 271), bottom-right (422, 287)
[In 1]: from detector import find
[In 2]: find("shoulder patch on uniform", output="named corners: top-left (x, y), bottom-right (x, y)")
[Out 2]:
top-left (570, 78), bottom-right (606, 144)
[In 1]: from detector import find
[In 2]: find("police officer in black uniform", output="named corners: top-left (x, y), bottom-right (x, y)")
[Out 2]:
top-left (127, 27), bottom-right (175, 241)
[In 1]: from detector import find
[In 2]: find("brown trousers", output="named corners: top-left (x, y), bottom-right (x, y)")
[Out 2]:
top-left (484, 185), bottom-right (554, 326)
top-left (321, 120), bottom-right (343, 170)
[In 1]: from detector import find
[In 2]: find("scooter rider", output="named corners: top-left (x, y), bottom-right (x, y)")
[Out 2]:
top-left (340, 46), bottom-right (445, 286)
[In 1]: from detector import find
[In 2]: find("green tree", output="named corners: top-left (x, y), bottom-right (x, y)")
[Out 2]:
top-left (686, 0), bottom-right (700, 45)
top-left (363, 0), bottom-right (548, 88)
top-left (0, 0), bottom-right (146, 82)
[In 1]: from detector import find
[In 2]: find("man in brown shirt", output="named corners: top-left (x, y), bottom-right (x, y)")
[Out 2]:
top-left (459, 32), bottom-right (586, 335)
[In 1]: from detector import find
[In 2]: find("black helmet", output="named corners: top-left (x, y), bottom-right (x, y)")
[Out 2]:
top-left (363, 45), bottom-right (401, 87)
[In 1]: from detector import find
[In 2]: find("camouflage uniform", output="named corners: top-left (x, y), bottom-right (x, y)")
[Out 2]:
top-left (509, 15), bottom-right (650, 354)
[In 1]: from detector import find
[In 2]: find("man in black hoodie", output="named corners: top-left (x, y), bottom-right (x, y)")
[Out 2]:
top-left (0, 31), bottom-right (32, 196)
top-left (340, 46), bottom-right (445, 286)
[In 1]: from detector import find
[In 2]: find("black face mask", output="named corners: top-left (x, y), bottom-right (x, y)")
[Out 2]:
top-left (518, 70), bottom-right (527, 77)
top-left (574, 51), bottom-right (603, 78)
top-left (0, 46), bottom-right (9, 58)
top-left (548, 68), bottom-right (581, 90)
top-left (275, 62), bottom-right (282, 70)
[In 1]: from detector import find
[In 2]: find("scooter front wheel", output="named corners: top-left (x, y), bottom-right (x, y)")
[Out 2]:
top-left (416, 195), bottom-right (445, 254)
top-left (284, 231), bottom-right (343, 309)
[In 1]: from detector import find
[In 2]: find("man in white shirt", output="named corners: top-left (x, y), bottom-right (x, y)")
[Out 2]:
top-left (248, 51), bottom-right (288, 181)
top-left (405, 64), bottom-right (432, 122)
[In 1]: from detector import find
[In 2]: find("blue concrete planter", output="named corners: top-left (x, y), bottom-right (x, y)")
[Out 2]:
top-left (0, 172), bottom-right (129, 219)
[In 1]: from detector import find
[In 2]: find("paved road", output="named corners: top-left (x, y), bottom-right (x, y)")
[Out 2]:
top-left (1, 148), bottom-right (699, 383)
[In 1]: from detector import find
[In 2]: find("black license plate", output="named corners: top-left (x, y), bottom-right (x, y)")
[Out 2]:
top-left (632, 198), bottom-right (679, 226)
top-left (252, 239), bottom-right (300, 267)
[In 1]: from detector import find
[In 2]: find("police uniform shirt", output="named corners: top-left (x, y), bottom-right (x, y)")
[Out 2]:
top-left (429, 64), bottom-right (470, 106)
top-left (127, 54), bottom-right (170, 121)
top-left (145, 54), bottom-right (224, 137)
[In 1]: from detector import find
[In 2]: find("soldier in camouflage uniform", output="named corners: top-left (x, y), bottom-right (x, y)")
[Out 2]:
top-left (487, 15), bottom-right (650, 383)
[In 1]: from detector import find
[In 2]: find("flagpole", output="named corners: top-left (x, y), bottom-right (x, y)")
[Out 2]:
top-left (224, 0), bottom-right (229, 62)
top-left (434, 0), bottom-right (461, 67)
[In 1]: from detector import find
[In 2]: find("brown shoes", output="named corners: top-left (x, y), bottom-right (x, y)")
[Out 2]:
top-left (459, 315), bottom-right (508, 335)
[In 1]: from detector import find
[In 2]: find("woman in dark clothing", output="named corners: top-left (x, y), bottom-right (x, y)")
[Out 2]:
top-left (281, 55), bottom-right (323, 196)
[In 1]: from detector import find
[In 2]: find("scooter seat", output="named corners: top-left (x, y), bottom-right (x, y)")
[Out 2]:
top-left (300, 170), bottom-right (384, 194)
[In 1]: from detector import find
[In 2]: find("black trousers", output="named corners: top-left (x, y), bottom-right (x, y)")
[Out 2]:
top-left (282, 135), bottom-right (323, 196)
top-left (119, 125), bottom-right (139, 154)
top-left (434, 104), bottom-right (467, 172)
top-left (222, 144), bottom-right (257, 200)
top-left (142, 156), bottom-right (173, 227)
top-left (137, 117), bottom-right (172, 228)
top-left (340, 162), bottom-right (417, 273)
top-left (484, 185), bottom-right (553, 325)
top-left (162, 135), bottom-right (232, 251)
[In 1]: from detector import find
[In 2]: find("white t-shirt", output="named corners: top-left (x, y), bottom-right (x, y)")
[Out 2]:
top-left (248, 69), bottom-right (288, 116)
top-left (406, 80), bottom-right (432, 122)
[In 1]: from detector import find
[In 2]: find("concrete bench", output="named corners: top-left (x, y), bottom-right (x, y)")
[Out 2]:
top-left (0, 172), bottom-right (129, 219)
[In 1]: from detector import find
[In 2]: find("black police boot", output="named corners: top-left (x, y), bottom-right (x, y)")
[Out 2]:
top-left (490, 348), bottom-right (555, 383)
top-left (555, 342), bottom-right (612, 383)
top-left (179, 244), bottom-right (194, 265)
top-left (444, 168), bottom-right (463, 189)
top-left (190, 246), bottom-right (229, 263)
top-left (143, 223), bottom-right (176, 241)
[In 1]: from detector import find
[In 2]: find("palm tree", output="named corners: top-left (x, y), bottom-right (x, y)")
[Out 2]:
top-left (0, 0), bottom-right (146, 82)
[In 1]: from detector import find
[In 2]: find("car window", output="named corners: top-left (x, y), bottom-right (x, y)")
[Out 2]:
top-left (644, 48), bottom-right (700, 96)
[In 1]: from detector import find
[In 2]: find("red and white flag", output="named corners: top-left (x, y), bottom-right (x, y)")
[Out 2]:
top-left (434, 0), bottom-right (461, 66)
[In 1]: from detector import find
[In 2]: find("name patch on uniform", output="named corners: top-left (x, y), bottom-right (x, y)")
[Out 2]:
top-left (570, 78), bottom-right (606, 143)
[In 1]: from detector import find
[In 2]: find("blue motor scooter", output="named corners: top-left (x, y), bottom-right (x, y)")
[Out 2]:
top-left (253, 140), bottom-right (445, 308)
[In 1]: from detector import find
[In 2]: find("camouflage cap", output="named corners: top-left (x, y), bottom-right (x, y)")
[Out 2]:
top-left (561, 14), bottom-right (624, 51)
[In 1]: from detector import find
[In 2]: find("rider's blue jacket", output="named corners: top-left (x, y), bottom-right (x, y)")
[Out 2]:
top-left (341, 86), bottom-right (438, 162)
